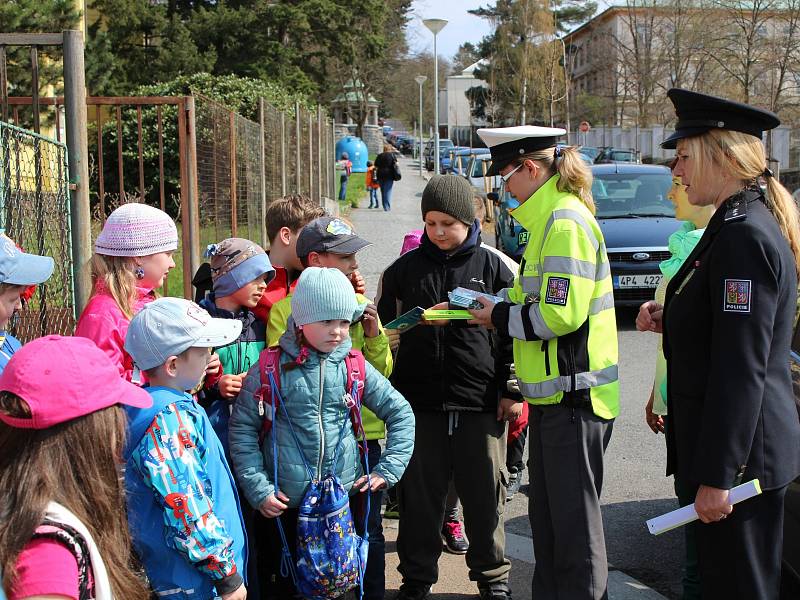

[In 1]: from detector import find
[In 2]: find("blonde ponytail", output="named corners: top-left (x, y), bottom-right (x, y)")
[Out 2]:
top-left (764, 176), bottom-right (800, 276)
top-left (517, 146), bottom-right (595, 214)
top-left (90, 254), bottom-right (138, 319)
top-left (686, 129), bottom-right (800, 276)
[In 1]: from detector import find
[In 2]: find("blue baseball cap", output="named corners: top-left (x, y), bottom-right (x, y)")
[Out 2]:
top-left (125, 297), bottom-right (243, 370)
top-left (0, 234), bottom-right (54, 286)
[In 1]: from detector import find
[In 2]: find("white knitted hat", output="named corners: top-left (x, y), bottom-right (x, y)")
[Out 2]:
top-left (95, 203), bottom-right (178, 257)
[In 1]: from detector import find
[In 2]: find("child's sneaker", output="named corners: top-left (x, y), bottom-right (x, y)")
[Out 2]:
top-left (384, 498), bottom-right (400, 519)
top-left (506, 470), bottom-right (523, 502)
top-left (441, 519), bottom-right (469, 554)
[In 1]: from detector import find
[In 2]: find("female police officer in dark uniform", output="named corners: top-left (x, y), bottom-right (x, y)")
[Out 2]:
top-left (638, 88), bottom-right (800, 598)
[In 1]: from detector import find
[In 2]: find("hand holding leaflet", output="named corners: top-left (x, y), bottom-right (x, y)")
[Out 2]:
top-left (646, 479), bottom-right (761, 535)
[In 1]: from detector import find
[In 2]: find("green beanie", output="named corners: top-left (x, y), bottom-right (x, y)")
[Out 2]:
top-left (291, 267), bottom-right (366, 326)
top-left (421, 174), bottom-right (476, 225)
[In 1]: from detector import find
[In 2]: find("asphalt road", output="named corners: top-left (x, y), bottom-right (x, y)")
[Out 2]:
top-left (349, 157), bottom-right (684, 598)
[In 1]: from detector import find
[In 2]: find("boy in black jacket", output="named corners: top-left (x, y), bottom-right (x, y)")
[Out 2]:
top-left (376, 175), bottom-right (519, 600)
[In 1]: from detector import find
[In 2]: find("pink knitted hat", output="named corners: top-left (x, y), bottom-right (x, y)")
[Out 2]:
top-left (95, 203), bottom-right (178, 257)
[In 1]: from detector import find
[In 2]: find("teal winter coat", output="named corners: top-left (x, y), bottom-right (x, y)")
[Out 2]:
top-left (229, 319), bottom-right (415, 510)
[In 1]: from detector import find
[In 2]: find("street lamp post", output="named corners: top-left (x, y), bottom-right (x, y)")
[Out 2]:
top-left (414, 75), bottom-right (427, 177)
top-left (423, 18), bottom-right (447, 175)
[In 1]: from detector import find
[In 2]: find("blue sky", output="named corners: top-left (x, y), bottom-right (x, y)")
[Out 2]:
top-left (407, 0), bottom-right (614, 61)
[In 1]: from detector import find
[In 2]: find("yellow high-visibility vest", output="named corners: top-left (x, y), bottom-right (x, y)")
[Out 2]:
top-left (502, 175), bottom-right (619, 419)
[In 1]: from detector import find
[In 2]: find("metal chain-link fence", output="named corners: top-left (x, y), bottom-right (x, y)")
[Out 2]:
top-left (195, 95), bottom-right (335, 251)
top-left (0, 120), bottom-right (74, 341)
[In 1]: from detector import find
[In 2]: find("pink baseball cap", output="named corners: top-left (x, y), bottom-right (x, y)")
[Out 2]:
top-left (0, 335), bottom-right (152, 429)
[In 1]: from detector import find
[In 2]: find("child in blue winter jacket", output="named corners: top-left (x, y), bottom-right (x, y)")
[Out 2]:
top-left (229, 267), bottom-right (415, 598)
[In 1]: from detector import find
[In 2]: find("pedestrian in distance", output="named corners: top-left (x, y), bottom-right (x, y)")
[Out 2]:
top-left (637, 164), bottom-right (714, 600)
top-left (638, 88), bottom-right (800, 600)
top-left (229, 267), bottom-right (415, 599)
top-left (469, 125), bottom-right (620, 600)
top-left (0, 234), bottom-right (53, 374)
top-left (74, 202), bottom-right (179, 382)
top-left (0, 335), bottom-right (152, 600)
top-left (337, 152), bottom-right (352, 203)
top-left (366, 160), bottom-right (380, 209)
top-left (124, 297), bottom-right (248, 600)
top-left (375, 144), bottom-right (400, 211)
top-left (376, 174), bottom-right (518, 600)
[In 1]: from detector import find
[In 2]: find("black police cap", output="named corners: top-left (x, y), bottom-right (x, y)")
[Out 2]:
top-left (661, 88), bottom-right (780, 150)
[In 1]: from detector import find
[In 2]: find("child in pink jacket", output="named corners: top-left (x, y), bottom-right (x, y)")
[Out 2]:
top-left (74, 203), bottom-right (178, 381)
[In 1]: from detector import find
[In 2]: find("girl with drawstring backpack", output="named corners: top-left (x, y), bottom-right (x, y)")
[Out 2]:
top-left (229, 267), bottom-right (415, 599)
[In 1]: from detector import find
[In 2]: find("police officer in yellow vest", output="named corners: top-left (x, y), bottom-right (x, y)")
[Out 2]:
top-left (469, 126), bottom-right (619, 600)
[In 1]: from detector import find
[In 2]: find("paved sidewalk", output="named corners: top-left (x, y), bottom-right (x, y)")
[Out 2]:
top-left (348, 157), bottom-right (669, 599)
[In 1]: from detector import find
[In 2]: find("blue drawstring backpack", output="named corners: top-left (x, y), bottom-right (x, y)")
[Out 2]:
top-left (261, 348), bottom-right (370, 600)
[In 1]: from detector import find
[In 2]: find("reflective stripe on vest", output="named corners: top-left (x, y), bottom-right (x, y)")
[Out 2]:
top-left (517, 364), bottom-right (619, 398)
top-left (519, 210), bottom-right (610, 295)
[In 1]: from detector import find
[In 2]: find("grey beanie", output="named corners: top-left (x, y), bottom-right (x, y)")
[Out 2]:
top-left (291, 267), bottom-right (367, 326)
top-left (421, 175), bottom-right (475, 225)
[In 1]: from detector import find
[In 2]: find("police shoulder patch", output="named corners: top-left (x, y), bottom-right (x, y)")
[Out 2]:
top-left (723, 279), bottom-right (751, 313)
top-left (545, 276), bottom-right (570, 306)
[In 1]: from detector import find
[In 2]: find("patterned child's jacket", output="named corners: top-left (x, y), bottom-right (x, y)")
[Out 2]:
top-left (125, 387), bottom-right (248, 600)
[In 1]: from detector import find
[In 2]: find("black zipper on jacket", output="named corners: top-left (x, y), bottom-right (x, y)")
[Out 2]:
top-left (541, 340), bottom-right (551, 376)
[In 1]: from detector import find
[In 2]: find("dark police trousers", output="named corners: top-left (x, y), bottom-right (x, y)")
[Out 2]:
top-left (397, 410), bottom-right (511, 587)
top-left (693, 484), bottom-right (786, 599)
top-left (529, 403), bottom-right (613, 600)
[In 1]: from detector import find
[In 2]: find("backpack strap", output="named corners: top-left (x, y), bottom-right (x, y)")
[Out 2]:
top-left (256, 347), bottom-right (282, 444)
top-left (344, 349), bottom-right (367, 436)
top-left (32, 520), bottom-right (93, 600)
top-left (343, 349), bottom-right (372, 594)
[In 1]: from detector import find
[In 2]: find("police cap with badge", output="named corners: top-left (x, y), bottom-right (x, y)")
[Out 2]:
top-left (477, 125), bottom-right (566, 176)
top-left (661, 88), bottom-right (780, 150)
top-left (662, 88), bottom-right (781, 221)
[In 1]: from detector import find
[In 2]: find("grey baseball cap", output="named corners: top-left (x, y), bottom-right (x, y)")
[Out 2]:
top-left (0, 234), bottom-right (54, 286)
top-left (125, 297), bottom-right (242, 370)
top-left (296, 217), bottom-right (371, 259)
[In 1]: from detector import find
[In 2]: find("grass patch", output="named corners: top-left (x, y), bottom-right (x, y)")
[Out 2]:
top-left (338, 172), bottom-right (367, 214)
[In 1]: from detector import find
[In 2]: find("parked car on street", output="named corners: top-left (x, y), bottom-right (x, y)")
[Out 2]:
top-left (447, 147), bottom-right (489, 175)
top-left (595, 147), bottom-right (641, 164)
top-left (395, 135), bottom-right (415, 155)
top-left (594, 163), bottom-right (676, 305)
top-left (490, 163), bottom-right (677, 305)
top-left (424, 138), bottom-right (455, 171)
top-left (441, 146), bottom-right (469, 173)
top-left (579, 146), bottom-right (601, 162)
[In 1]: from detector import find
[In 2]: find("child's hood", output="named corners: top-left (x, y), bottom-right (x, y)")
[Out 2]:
top-left (278, 315), bottom-right (354, 366)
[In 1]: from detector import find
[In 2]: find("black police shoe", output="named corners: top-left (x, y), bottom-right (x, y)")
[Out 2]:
top-left (506, 470), bottom-right (523, 502)
top-left (478, 582), bottom-right (512, 600)
top-left (396, 583), bottom-right (431, 600)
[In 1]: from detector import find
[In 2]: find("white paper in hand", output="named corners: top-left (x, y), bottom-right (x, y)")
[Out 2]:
top-left (646, 479), bottom-right (762, 535)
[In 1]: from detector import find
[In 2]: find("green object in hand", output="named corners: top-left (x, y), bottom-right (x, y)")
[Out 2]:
top-left (422, 309), bottom-right (473, 320)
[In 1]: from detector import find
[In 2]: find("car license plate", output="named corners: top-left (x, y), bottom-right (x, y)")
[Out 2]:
top-left (615, 274), bottom-right (662, 289)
